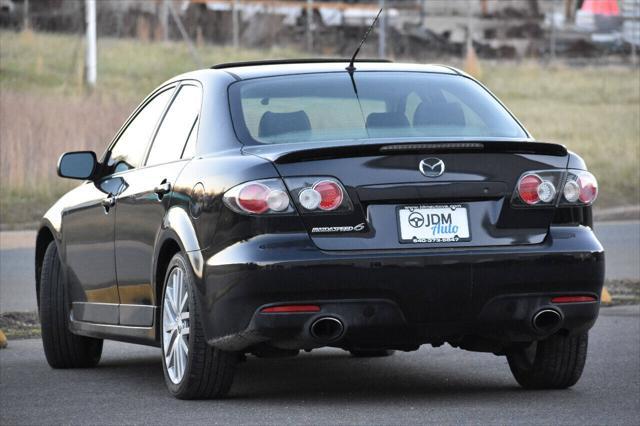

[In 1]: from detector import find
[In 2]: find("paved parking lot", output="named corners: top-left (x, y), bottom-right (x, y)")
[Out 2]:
top-left (1, 305), bottom-right (638, 425)
top-left (1, 223), bottom-right (638, 425)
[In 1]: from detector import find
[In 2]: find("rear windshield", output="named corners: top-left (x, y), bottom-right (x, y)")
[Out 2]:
top-left (228, 71), bottom-right (528, 145)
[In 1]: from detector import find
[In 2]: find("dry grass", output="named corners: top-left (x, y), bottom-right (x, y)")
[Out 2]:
top-left (0, 92), bottom-right (134, 226)
top-left (482, 62), bottom-right (640, 207)
top-left (0, 30), bottom-right (304, 100)
top-left (0, 31), bottom-right (639, 226)
top-left (0, 91), bottom-right (132, 188)
top-left (0, 30), bottom-right (304, 226)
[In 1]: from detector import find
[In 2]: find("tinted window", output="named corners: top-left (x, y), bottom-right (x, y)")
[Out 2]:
top-left (146, 85), bottom-right (202, 166)
top-left (107, 88), bottom-right (174, 173)
top-left (229, 72), bottom-right (527, 145)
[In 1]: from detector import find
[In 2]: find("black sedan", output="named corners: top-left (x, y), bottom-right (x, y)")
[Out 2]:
top-left (36, 60), bottom-right (604, 399)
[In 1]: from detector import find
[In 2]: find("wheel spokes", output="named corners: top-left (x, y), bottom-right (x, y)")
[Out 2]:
top-left (165, 287), bottom-right (177, 318)
top-left (162, 266), bottom-right (190, 385)
top-left (172, 270), bottom-right (181, 314)
top-left (179, 283), bottom-right (188, 312)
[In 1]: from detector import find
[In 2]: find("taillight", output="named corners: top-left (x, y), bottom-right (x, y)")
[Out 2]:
top-left (284, 177), bottom-right (353, 213)
top-left (513, 169), bottom-right (597, 207)
top-left (516, 173), bottom-right (557, 206)
top-left (237, 183), bottom-right (270, 214)
top-left (517, 174), bottom-right (543, 205)
top-left (561, 170), bottom-right (598, 205)
top-left (223, 179), bottom-right (293, 215)
top-left (313, 180), bottom-right (343, 211)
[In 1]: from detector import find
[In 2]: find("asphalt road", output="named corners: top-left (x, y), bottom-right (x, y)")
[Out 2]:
top-left (1, 221), bottom-right (638, 313)
top-left (1, 305), bottom-right (638, 425)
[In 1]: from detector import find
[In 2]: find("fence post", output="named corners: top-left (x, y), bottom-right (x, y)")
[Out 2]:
top-left (378, 0), bottom-right (386, 58)
top-left (23, 0), bottom-right (30, 30)
top-left (550, 0), bottom-right (558, 61)
top-left (160, 0), bottom-right (169, 41)
top-left (232, 0), bottom-right (239, 48)
top-left (168, 1), bottom-right (203, 68)
top-left (85, 0), bottom-right (97, 88)
top-left (306, 0), bottom-right (313, 52)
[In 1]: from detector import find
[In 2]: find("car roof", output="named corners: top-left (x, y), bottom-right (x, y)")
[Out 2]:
top-left (207, 60), bottom-right (461, 80)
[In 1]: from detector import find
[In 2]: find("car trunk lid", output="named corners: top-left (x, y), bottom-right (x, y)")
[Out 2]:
top-left (244, 141), bottom-right (569, 251)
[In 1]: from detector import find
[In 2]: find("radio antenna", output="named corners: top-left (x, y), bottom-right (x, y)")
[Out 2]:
top-left (346, 8), bottom-right (383, 75)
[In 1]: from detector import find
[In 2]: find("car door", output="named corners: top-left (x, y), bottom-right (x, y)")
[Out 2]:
top-left (114, 83), bottom-right (202, 326)
top-left (62, 177), bottom-right (124, 324)
top-left (63, 87), bottom-right (175, 325)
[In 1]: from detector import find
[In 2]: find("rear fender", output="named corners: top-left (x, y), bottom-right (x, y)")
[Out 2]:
top-left (155, 207), bottom-right (204, 282)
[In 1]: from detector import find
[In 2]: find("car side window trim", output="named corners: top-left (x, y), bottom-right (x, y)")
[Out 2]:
top-left (181, 116), bottom-right (199, 160)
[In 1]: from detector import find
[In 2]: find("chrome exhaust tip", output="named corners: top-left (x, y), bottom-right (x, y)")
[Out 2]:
top-left (532, 309), bottom-right (562, 334)
top-left (310, 317), bottom-right (344, 342)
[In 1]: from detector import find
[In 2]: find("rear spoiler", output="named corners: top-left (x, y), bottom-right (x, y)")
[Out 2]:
top-left (265, 141), bottom-right (568, 164)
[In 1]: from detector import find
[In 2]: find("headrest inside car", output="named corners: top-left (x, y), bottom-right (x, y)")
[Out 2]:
top-left (259, 110), bottom-right (311, 138)
top-left (413, 102), bottom-right (466, 127)
top-left (366, 112), bottom-right (410, 129)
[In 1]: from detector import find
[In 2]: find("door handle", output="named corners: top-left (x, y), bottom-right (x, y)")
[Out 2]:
top-left (154, 181), bottom-right (172, 200)
top-left (101, 196), bottom-right (116, 213)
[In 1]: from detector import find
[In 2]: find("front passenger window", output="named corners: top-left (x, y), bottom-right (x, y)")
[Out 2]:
top-left (107, 88), bottom-right (174, 173)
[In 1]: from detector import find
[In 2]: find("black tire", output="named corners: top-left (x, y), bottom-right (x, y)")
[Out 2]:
top-left (39, 242), bottom-right (103, 368)
top-left (350, 349), bottom-right (396, 358)
top-left (507, 332), bottom-right (588, 389)
top-left (160, 253), bottom-right (238, 399)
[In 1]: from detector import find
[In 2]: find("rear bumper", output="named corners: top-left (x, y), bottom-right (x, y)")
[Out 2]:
top-left (196, 225), bottom-right (604, 352)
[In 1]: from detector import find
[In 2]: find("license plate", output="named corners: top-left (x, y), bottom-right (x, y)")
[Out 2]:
top-left (397, 204), bottom-right (470, 243)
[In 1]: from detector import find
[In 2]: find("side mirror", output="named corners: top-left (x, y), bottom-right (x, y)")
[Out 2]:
top-left (57, 151), bottom-right (98, 180)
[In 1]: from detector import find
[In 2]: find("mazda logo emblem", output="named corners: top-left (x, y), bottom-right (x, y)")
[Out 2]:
top-left (419, 158), bottom-right (445, 178)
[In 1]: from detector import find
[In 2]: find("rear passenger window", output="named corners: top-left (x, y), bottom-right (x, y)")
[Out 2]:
top-left (146, 85), bottom-right (202, 166)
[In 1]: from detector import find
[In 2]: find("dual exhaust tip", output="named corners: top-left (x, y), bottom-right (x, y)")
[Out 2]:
top-left (310, 316), bottom-right (344, 342)
top-left (532, 309), bottom-right (563, 334)
top-left (308, 310), bottom-right (561, 341)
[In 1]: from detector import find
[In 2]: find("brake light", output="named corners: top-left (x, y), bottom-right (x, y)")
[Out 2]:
top-left (562, 170), bottom-right (598, 205)
top-left (313, 180), bottom-right (344, 211)
top-left (517, 174), bottom-right (543, 205)
top-left (237, 183), bottom-right (270, 214)
top-left (223, 179), bottom-right (292, 215)
top-left (577, 173), bottom-right (598, 203)
top-left (514, 169), bottom-right (597, 207)
top-left (285, 177), bottom-right (352, 213)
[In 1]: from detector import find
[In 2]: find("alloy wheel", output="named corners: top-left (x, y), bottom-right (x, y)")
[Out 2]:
top-left (162, 266), bottom-right (190, 384)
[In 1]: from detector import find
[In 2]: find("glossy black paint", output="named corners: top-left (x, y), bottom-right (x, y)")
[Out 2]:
top-left (37, 62), bottom-right (604, 354)
top-left (114, 161), bottom-right (188, 308)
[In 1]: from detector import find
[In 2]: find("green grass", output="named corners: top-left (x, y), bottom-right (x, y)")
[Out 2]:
top-left (481, 63), bottom-right (640, 206)
top-left (0, 30), bottom-right (305, 101)
top-left (0, 31), bottom-right (638, 227)
top-left (0, 187), bottom-right (67, 230)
